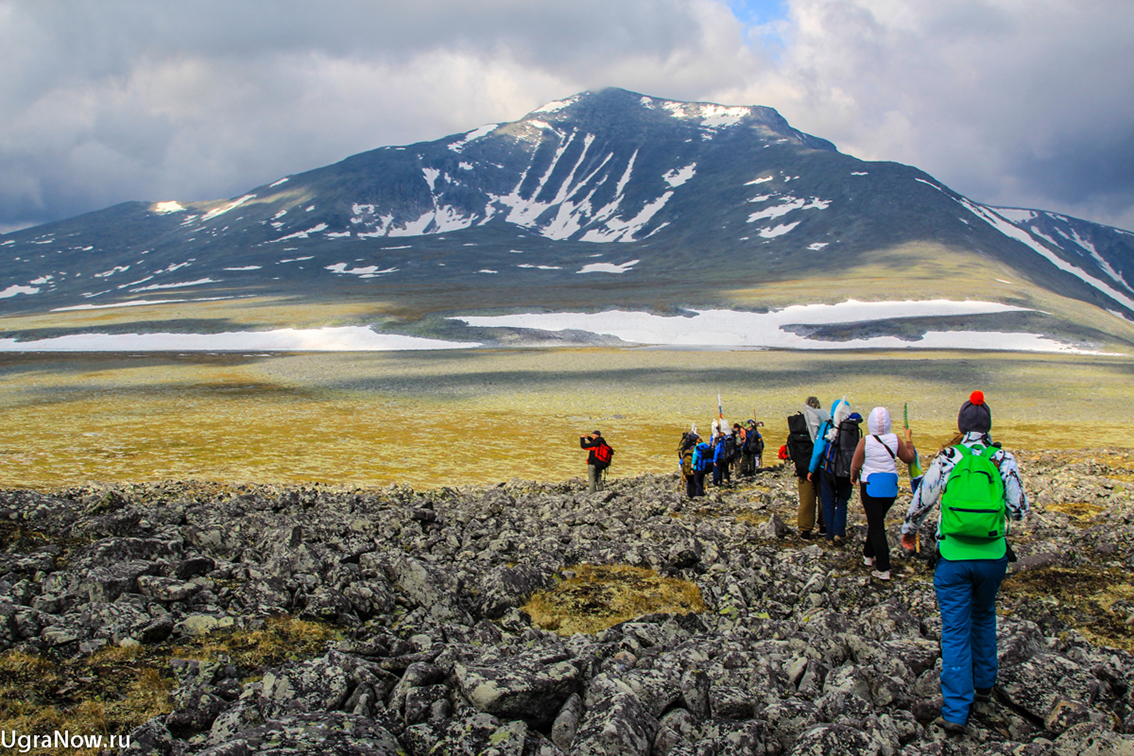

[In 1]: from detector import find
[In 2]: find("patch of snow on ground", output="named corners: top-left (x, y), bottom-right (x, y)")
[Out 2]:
top-left (517, 264), bottom-right (563, 270)
top-left (664, 164), bottom-right (697, 187)
top-left (0, 327), bottom-right (477, 353)
top-left (53, 299), bottom-right (187, 311)
top-left (990, 207), bottom-right (1037, 223)
top-left (0, 285), bottom-right (39, 298)
top-left (95, 266), bottom-right (131, 278)
top-left (325, 263), bottom-right (397, 278)
top-left (130, 278), bottom-right (218, 292)
top-left (851, 172), bottom-right (869, 176)
top-left (448, 124), bottom-right (499, 153)
top-left (808, 243), bottom-right (828, 251)
top-left (758, 222), bottom-right (800, 238)
top-left (269, 177), bottom-right (289, 188)
top-left (224, 266), bottom-right (262, 271)
top-left (450, 299), bottom-right (1089, 353)
top-left (747, 196), bottom-right (829, 223)
top-left (578, 260), bottom-right (640, 274)
top-left (697, 104), bottom-right (750, 128)
top-left (746, 176), bottom-right (774, 185)
top-left (279, 257), bottom-right (314, 264)
top-left (534, 96), bottom-right (578, 114)
top-left (274, 224), bottom-right (328, 242)
top-left (201, 194), bottom-right (255, 222)
top-left (152, 201), bottom-right (185, 214)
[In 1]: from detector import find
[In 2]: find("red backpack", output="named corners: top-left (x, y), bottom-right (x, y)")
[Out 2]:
top-left (593, 442), bottom-right (614, 469)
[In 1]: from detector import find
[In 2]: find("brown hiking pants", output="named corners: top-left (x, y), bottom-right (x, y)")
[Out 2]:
top-left (797, 476), bottom-right (820, 532)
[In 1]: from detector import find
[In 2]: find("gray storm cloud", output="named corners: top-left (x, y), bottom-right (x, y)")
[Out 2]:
top-left (0, 0), bottom-right (1131, 234)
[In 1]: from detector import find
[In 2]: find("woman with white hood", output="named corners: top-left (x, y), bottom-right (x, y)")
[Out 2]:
top-left (851, 406), bottom-right (917, 580)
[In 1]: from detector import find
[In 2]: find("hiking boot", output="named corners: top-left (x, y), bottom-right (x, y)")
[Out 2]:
top-left (818, 526), bottom-right (827, 535)
top-left (871, 570), bottom-right (891, 581)
top-left (833, 535), bottom-right (845, 546)
top-left (800, 530), bottom-right (813, 540)
top-left (933, 717), bottom-right (965, 736)
top-left (975, 687), bottom-right (993, 703)
top-left (863, 556), bottom-right (875, 567)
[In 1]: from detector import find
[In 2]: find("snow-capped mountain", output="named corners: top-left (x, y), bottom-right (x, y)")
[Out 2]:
top-left (1, 88), bottom-right (1133, 351)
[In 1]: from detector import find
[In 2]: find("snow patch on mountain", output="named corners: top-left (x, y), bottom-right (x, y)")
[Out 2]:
top-left (0, 327), bottom-right (476, 352)
top-left (325, 263), bottom-right (397, 278)
top-left (0, 285), bottom-right (39, 298)
top-left (959, 199), bottom-right (1134, 312)
top-left (452, 300), bottom-right (1090, 353)
top-left (201, 195), bottom-right (255, 222)
top-left (130, 278), bottom-right (218, 293)
top-left (664, 164), bottom-right (697, 188)
top-left (578, 260), bottom-right (640, 274)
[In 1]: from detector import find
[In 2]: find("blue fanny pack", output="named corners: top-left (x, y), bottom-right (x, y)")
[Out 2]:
top-left (865, 472), bottom-right (899, 498)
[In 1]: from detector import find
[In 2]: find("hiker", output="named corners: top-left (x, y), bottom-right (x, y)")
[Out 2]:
top-left (787, 397), bottom-right (827, 539)
top-left (691, 435), bottom-right (713, 497)
top-left (899, 391), bottom-right (1028, 734)
top-left (808, 398), bottom-right (861, 545)
top-left (850, 406), bottom-right (917, 580)
top-left (712, 431), bottom-right (732, 487)
top-left (678, 431), bottom-right (699, 498)
top-left (733, 423), bottom-right (748, 478)
top-left (580, 430), bottom-right (613, 493)
top-left (744, 420), bottom-right (765, 472)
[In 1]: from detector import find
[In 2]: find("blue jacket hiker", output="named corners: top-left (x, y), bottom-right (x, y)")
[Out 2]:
top-left (691, 438), bottom-right (713, 497)
top-left (900, 391), bottom-right (1028, 734)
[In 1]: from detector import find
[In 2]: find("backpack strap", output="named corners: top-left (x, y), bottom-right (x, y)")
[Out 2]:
top-left (871, 435), bottom-right (897, 460)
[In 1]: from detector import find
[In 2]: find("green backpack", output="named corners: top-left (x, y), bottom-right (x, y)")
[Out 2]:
top-left (939, 444), bottom-right (1007, 560)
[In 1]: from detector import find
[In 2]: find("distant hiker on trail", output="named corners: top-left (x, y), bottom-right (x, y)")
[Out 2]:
top-left (743, 419), bottom-right (765, 474)
top-left (808, 398), bottom-right (861, 545)
top-left (900, 391), bottom-right (1028, 735)
top-left (850, 406), bottom-right (917, 580)
top-left (691, 435), bottom-right (713, 497)
top-left (678, 431), bottom-right (699, 498)
top-left (787, 396), bottom-right (827, 539)
top-left (713, 430), bottom-right (737, 488)
top-left (732, 423), bottom-right (748, 479)
top-left (580, 430), bottom-right (613, 494)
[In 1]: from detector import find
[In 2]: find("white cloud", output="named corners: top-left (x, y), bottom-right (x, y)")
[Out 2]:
top-left (0, 0), bottom-right (1130, 233)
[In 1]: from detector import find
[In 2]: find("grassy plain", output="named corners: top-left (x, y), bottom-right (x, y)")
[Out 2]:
top-left (0, 348), bottom-right (1132, 490)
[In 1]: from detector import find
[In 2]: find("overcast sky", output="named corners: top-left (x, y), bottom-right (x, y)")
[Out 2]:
top-left (2, 0), bottom-right (1132, 235)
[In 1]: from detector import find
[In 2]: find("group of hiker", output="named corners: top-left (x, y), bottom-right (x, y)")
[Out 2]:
top-left (583, 390), bottom-right (1029, 735)
top-left (751, 390), bottom-right (1030, 734)
top-left (675, 416), bottom-right (767, 498)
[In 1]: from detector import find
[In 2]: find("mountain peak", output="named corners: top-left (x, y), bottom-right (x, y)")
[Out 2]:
top-left (513, 88), bottom-right (836, 152)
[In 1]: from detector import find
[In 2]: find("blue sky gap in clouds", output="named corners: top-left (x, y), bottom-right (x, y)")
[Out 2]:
top-left (0, 0), bottom-right (1132, 235)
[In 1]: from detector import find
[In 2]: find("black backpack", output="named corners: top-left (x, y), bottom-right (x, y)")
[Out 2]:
top-left (723, 435), bottom-right (739, 463)
top-left (786, 413), bottom-right (813, 477)
top-left (824, 416), bottom-right (862, 478)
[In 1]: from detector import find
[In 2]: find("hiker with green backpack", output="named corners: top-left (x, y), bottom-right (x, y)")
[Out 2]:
top-left (899, 391), bottom-right (1028, 735)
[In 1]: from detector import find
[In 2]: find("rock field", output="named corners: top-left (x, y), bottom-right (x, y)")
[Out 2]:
top-left (2, 449), bottom-right (1134, 755)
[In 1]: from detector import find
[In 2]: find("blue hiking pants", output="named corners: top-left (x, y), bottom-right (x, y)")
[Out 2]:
top-left (819, 472), bottom-right (852, 539)
top-left (934, 555), bottom-right (1009, 725)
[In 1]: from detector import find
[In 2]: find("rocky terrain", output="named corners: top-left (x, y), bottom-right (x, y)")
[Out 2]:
top-left (2, 449), bottom-right (1133, 755)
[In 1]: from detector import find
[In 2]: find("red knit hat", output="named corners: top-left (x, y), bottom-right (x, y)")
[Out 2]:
top-left (958, 390), bottom-right (992, 433)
